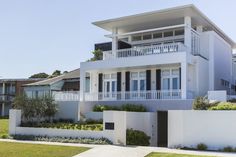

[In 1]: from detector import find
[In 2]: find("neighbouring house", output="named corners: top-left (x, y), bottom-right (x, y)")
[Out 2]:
top-left (24, 68), bottom-right (80, 101)
top-left (0, 78), bottom-right (43, 116)
top-left (24, 69), bottom-right (80, 121)
top-left (79, 4), bottom-right (236, 113)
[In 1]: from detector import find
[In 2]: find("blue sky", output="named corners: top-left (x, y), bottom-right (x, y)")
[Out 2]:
top-left (0, 0), bottom-right (236, 78)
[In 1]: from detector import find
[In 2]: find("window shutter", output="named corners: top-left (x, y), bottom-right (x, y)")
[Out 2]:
top-left (117, 72), bottom-right (121, 92)
top-left (156, 69), bottom-right (161, 90)
top-left (146, 70), bottom-right (151, 90)
top-left (125, 71), bottom-right (130, 91)
top-left (98, 73), bottom-right (103, 92)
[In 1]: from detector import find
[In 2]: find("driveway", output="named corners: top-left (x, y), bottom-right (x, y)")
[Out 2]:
top-left (76, 145), bottom-right (236, 157)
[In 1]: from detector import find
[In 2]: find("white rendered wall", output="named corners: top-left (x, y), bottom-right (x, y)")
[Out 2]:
top-left (103, 111), bottom-right (127, 145)
top-left (168, 110), bottom-right (236, 150)
top-left (55, 101), bottom-right (80, 121)
top-left (206, 31), bottom-right (233, 92)
top-left (195, 56), bottom-right (209, 96)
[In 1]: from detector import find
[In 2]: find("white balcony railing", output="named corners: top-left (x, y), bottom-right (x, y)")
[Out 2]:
top-left (52, 91), bottom-right (80, 101)
top-left (84, 90), bottom-right (181, 101)
top-left (103, 42), bottom-right (186, 60)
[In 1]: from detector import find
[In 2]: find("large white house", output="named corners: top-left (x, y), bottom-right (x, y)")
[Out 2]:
top-left (79, 5), bottom-right (236, 112)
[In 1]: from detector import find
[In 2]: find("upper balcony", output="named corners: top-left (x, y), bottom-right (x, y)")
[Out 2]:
top-left (103, 42), bottom-right (186, 60)
top-left (102, 27), bottom-right (201, 60)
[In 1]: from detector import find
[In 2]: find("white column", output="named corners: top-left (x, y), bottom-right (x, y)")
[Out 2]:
top-left (184, 16), bottom-right (192, 53)
top-left (79, 69), bottom-right (86, 102)
top-left (181, 62), bottom-right (188, 99)
top-left (1, 82), bottom-right (5, 116)
top-left (112, 28), bottom-right (118, 57)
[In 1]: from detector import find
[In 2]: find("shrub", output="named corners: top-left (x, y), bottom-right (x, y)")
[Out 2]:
top-left (197, 143), bottom-right (207, 150)
top-left (93, 104), bottom-right (147, 112)
top-left (12, 135), bottom-right (112, 144)
top-left (209, 102), bottom-right (236, 110)
top-left (126, 129), bottom-right (150, 146)
top-left (1, 134), bottom-right (9, 139)
top-left (121, 104), bottom-right (147, 112)
top-left (223, 146), bottom-right (234, 152)
top-left (93, 105), bottom-right (120, 112)
top-left (193, 97), bottom-right (211, 110)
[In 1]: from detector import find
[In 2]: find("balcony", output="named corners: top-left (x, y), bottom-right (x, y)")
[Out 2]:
top-left (0, 94), bottom-right (14, 102)
top-left (52, 91), bottom-right (80, 101)
top-left (103, 42), bottom-right (186, 60)
top-left (84, 90), bottom-right (182, 101)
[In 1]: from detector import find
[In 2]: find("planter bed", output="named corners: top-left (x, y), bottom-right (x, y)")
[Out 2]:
top-left (21, 122), bottom-right (103, 131)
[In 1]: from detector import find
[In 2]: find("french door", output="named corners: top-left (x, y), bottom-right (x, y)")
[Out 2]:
top-left (130, 72), bottom-right (146, 99)
top-left (161, 69), bottom-right (180, 98)
top-left (103, 74), bottom-right (117, 100)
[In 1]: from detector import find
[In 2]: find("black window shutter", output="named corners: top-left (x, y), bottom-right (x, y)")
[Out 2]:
top-left (98, 73), bottom-right (103, 92)
top-left (117, 72), bottom-right (121, 92)
top-left (156, 69), bottom-right (161, 90)
top-left (125, 71), bottom-right (130, 91)
top-left (146, 70), bottom-right (151, 90)
top-left (179, 67), bottom-right (181, 89)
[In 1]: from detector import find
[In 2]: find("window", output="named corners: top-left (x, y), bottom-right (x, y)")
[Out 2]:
top-left (85, 77), bottom-right (90, 92)
top-left (175, 29), bottom-right (184, 36)
top-left (132, 35), bottom-right (142, 41)
top-left (164, 31), bottom-right (173, 37)
top-left (221, 79), bottom-right (230, 88)
top-left (153, 32), bottom-right (162, 39)
top-left (143, 34), bottom-right (152, 40)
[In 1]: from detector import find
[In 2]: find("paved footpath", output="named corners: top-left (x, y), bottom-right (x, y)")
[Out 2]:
top-left (1, 139), bottom-right (236, 157)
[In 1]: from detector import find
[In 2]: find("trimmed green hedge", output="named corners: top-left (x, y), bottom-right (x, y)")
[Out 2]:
top-left (93, 104), bottom-right (147, 112)
top-left (208, 102), bottom-right (236, 110)
top-left (126, 129), bottom-right (150, 146)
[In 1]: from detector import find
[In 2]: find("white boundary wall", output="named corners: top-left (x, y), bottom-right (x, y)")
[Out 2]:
top-left (168, 110), bottom-right (236, 150)
top-left (9, 110), bottom-right (156, 146)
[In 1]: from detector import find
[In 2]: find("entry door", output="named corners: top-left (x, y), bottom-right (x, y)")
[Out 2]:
top-left (104, 80), bottom-right (116, 100)
top-left (157, 111), bottom-right (168, 147)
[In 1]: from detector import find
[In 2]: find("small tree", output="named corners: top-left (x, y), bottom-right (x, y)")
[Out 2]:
top-left (88, 49), bottom-right (103, 61)
top-left (13, 94), bottom-right (58, 123)
top-left (43, 95), bottom-right (58, 122)
top-left (29, 72), bottom-right (49, 78)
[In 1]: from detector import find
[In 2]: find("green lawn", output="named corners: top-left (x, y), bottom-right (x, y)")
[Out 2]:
top-left (0, 142), bottom-right (89, 157)
top-left (0, 118), bottom-right (9, 137)
top-left (146, 152), bottom-right (215, 157)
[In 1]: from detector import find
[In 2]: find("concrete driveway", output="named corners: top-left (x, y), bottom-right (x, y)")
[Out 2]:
top-left (76, 145), bottom-right (236, 157)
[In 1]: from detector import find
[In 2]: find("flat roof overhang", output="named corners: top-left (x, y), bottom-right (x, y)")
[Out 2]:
top-left (93, 4), bottom-right (236, 48)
